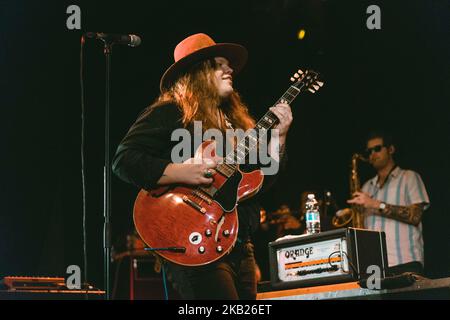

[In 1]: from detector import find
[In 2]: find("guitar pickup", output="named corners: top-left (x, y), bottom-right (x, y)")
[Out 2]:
top-left (182, 196), bottom-right (206, 214)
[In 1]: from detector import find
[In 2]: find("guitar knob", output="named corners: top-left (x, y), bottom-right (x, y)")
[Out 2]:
top-left (222, 230), bottom-right (230, 237)
top-left (216, 246), bottom-right (223, 253)
top-left (198, 246), bottom-right (205, 254)
top-left (205, 229), bottom-right (212, 237)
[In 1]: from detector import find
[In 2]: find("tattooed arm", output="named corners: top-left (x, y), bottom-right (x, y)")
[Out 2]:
top-left (378, 203), bottom-right (425, 226)
top-left (348, 191), bottom-right (425, 226)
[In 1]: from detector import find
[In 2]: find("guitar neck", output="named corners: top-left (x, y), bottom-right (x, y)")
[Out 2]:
top-left (219, 69), bottom-right (321, 169)
top-left (256, 84), bottom-right (304, 131)
top-left (222, 83), bottom-right (305, 167)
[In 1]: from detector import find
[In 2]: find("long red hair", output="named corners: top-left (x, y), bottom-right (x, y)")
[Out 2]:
top-left (156, 59), bottom-right (255, 132)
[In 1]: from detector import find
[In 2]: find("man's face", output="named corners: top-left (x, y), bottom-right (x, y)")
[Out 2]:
top-left (366, 137), bottom-right (393, 170)
top-left (213, 57), bottom-right (234, 98)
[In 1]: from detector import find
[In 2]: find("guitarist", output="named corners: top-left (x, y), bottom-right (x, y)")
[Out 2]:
top-left (112, 33), bottom-right (292, 299)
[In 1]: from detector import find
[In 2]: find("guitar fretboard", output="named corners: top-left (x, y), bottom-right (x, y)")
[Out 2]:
top-left (222, 83), bottom-right (305, 169)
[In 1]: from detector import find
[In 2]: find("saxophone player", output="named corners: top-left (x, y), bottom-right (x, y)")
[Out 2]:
top-left (347, 130), bottom-right (430, 276)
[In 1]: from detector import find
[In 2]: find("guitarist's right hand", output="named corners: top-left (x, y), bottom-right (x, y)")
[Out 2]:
top-left (157, 158), bottom-right (217, 186)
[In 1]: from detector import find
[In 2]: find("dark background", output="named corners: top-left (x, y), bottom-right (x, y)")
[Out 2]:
top-left (1, 0), bottom-right (449, 290)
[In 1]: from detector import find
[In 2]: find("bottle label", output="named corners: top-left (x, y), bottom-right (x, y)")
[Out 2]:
top-left (306, 211), bottom-right (320, 222)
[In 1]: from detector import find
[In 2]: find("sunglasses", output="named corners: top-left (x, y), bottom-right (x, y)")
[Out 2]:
top-left (365, 144), bottom-right (385, 155)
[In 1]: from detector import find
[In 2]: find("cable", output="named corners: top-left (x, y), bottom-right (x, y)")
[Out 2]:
top-left (161, 261), bottom-right (169, 300)
top-left (328, 250), bottom-right (358, 275)
top-left (342, 251), bottom-right (358, 275)
top-left (80, 35), bottom-right (89, 298)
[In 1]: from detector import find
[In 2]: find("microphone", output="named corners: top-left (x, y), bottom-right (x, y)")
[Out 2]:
top-left (85, 32), bottom-right (142, 47)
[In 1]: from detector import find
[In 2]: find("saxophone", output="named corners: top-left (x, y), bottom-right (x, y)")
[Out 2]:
top-left (332, 153), bottom-right (368, 229)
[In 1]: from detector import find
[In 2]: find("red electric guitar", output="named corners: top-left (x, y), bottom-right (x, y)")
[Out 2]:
top-left (133, 69), bottom-right (323, 266)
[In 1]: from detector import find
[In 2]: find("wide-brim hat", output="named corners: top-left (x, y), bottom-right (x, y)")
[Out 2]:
top-left (160, 33), bottom-right (248, 92)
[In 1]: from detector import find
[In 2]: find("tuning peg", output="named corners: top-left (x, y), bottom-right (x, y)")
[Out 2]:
top-left (298, 69), bottom-right (304, 74)
top-left (290, 77), bottom-right (296, 82)
top-left (316, 81), bottom-right (324, 87)
top-left (312, 85), bottom-right (320, 91)
top-left (294, 73), bottom-right (300, 78)
top-left (307, 88), bottom-right (316, 93)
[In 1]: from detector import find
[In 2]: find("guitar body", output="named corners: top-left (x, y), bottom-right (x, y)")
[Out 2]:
top-left (133, 140), bottom-right (264, 266)
top-left (133, 69), bottom-right (322, 266)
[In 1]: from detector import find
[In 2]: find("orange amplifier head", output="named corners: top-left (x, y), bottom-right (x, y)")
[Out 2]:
top-left (268, 228), bottom-right (389, 290)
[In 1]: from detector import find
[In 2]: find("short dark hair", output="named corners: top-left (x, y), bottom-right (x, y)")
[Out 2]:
top-left (366, 130), bottom-right (394, 147)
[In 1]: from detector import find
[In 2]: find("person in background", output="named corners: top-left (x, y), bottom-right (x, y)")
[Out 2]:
top-left (347, 130), bottom-right (430, 275)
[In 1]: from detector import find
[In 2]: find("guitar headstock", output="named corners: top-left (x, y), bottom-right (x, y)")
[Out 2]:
top-left (290, 69), bottom-right (324, 94)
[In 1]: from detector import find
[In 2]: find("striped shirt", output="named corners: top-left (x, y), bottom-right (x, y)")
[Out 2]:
top-left (361, 166), bottom-right (430, 267)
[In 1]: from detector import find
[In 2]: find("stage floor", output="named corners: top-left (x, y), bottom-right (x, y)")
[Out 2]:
top-left (257, 277), bottom-right (450, 300)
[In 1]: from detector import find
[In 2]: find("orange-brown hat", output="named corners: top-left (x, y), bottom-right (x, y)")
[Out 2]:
top-left (160, 33), bottom-right (248, 92)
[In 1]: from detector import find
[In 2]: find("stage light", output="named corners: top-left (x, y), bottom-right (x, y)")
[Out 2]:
top-left (297, 29), bottom-right (306, 40)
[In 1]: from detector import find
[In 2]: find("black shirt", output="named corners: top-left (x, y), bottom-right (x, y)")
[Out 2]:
top-left (112, 101), bottom-right (286, 240)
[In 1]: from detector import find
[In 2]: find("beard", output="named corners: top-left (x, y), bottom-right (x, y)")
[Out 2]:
top-left (371, 157), bottom-right (389, 171)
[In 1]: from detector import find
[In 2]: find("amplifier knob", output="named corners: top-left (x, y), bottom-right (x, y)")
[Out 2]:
top-left (205, 229), bottom-right (212, 237)
top-left (216, 246), bottom-right (223, 253)
top-left (222, 230), bottom-right (230, 237)
top-left (198, 246), bottom-right (205, 254)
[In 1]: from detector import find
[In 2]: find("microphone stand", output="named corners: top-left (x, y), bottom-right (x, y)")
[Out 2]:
top-left (103, 41), bottom-right (113, 300)
top-left (85, 34), bottom-right (139, 299)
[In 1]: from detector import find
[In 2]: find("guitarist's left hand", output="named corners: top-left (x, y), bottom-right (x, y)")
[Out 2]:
top-left (270, 100), bottom-right (293, 139)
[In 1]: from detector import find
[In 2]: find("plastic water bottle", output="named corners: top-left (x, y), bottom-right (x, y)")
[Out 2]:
top-left (305, 193), bottom-right (321, 234)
